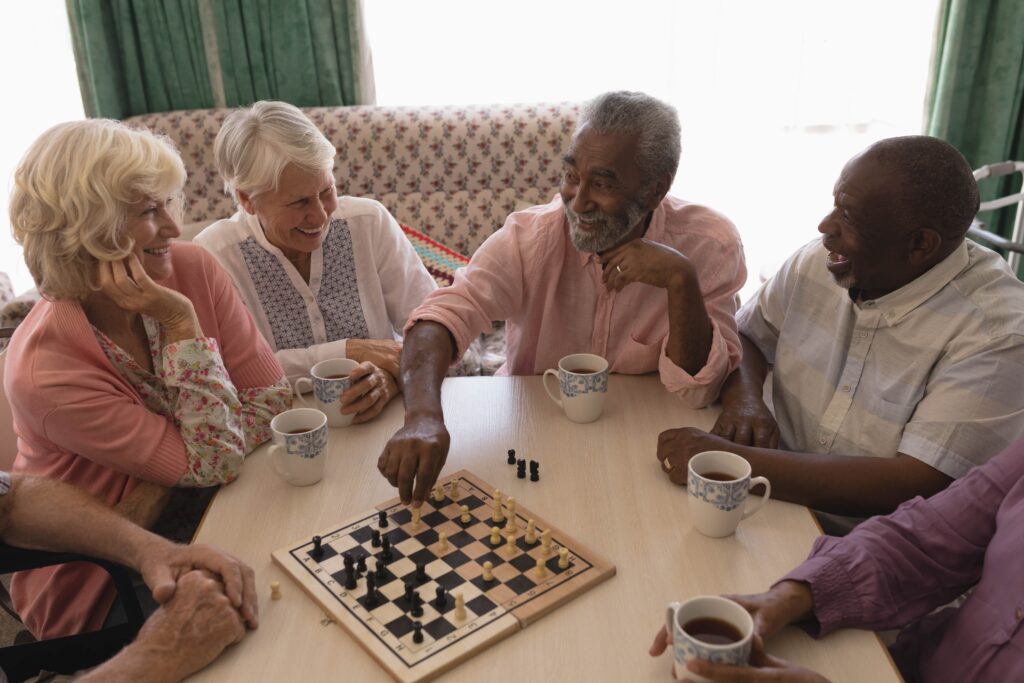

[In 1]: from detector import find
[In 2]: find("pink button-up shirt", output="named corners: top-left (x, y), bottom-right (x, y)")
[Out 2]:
top-left (409, 195), bottom-right (746, 408)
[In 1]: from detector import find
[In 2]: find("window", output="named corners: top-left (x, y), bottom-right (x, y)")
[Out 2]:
top-left (365, 0), bottom-right (941, 299)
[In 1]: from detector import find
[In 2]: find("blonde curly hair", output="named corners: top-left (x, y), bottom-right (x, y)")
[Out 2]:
top-left (9, 119), bottom-right (186, 301)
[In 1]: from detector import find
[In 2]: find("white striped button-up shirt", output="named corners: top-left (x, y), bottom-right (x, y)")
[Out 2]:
top-left (739, 238), bottom-right (1024, 478)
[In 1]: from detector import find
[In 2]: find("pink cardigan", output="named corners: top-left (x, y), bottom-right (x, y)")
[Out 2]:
top-left (7, 242), bottom-right (284, 638)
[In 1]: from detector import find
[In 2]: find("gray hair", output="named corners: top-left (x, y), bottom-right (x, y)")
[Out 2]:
top-left (214, 100), bottom-right (336, 200)
top-left (575, 91), bottom-right (681, 186)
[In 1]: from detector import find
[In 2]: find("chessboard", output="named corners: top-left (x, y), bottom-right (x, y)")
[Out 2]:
top-left (272, 469), bottom-right (616, 682)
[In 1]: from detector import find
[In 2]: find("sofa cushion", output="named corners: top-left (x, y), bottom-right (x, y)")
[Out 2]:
top-left (399, 224), bottom-right (469, 287)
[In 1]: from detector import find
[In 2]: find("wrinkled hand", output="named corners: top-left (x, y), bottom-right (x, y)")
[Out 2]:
top-left (340, 361), bottom-right (400, 424)
top-left (649, 627), bottom-right (828, 682)
top-left (346, 338), bottom-right (402, 381)
top-left (657, 427), bottom-right (734, 485)
top-left (711, 397), bottom-right (780, 448)
top-left (599, 238), bottom-right (694, 292)
top-left (136, 569), bottom-right (248, 682)
top-left (138, 539), bottom-right (258, 628)
top-left (725, 582), bottom-right (815, 641)
top-left (96, 254), bottom-right (199, 338)
top-left (378, 416), bottom-right (450, 506)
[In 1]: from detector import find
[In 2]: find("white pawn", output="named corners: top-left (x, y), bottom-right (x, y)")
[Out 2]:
top-left (558, 547), bottom-right (570, 569)
top-left (434, 483), bottom-right (444, 503)
top-left (535, 555), bottom-right (548, 579)
top-left (460, 504), bottom-right (471, 523)
top-left (490, 526), bottom-right (502, 546)
top-left (506, 530), bottom-right (517, 556)
top-left (482, 561), bottom-right (494, 582)
top-left (412, 507), bottom-right (422, 530)
top-left (438, 532), bottom-right (449, 552)
top-left (454, 592), bottom-right (466, 621)
top-left (270, 581), bottom-right (282, 600)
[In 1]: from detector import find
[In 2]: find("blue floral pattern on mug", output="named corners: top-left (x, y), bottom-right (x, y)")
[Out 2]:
top-left (674, 632), bottom-right (751, 667)
top-left (314, 376), bottom-right (352, 404)
top-left (558, 368), bottom-right (608, 398)
top-left (688, 475), bottom-right (750, 512)
top-left (284, 425), bottom-right (328, 459)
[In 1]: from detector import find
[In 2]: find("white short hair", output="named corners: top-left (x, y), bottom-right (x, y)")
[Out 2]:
top-left (10, 119), bottom-right (186, 301)
top-left (214, 100), bottom-right (336, 200)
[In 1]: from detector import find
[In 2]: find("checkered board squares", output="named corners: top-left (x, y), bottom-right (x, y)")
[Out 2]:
top-left (272, 469), bottom-right (616, 683)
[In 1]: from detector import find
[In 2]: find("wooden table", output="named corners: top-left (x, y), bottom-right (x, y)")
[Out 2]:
top-left (191, 376), bottom-right (901, 682)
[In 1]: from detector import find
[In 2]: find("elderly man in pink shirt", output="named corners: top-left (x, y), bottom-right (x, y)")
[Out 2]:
top-left (379, 91), bottom-right (747, 505)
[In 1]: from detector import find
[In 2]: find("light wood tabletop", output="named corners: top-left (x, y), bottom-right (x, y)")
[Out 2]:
top-left (190, 375), bottom-right (901, 682)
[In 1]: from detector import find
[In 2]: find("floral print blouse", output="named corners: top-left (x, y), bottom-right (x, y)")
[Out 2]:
top-left (93, 315), bottom-right (292, 487)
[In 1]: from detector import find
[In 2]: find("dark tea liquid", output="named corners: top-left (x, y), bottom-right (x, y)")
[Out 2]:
top-left (565, 367), bottom-right (598, 374)
top-left (322, 374), bottom-right (348, 379)
top-left (286, 428), bottom-right (313, 434)
top-left (700, 471), bottom-right (739, 482)
top-left (682, 617), bottom-right (743, 645)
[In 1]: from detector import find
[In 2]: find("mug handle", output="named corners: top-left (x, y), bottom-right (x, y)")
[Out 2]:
top-left (294, 377), bottom-right (315, 409)
top-left (742, 476), bottom-right (771, 519)
top-left (542, 369), bottom-right (563, 408)
top-left (665, 601), bottom-right (681, 639)
top-left (270, 443), bottom-right (292, 483)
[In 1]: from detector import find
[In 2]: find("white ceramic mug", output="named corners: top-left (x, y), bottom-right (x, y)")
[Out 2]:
top-left (666, 596), bottom-right (754, 682)
top-left (687, 451), bottom-right (771, 538)
top-left (294, 358), bottom-right (359, 428)
top-left (542, 353), bottom-right (609, 423)
top-left (269, 408), bottom-right (328, 486)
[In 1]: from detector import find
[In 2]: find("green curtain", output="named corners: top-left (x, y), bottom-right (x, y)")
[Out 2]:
top-left (67, 0), bottom-right (370, 119)
top-left (926, 0), bottom-right (1024, 239)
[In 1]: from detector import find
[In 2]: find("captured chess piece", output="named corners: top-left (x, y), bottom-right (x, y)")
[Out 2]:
top-left (270, 581), bottom-right (281, 600)
top-left (530, 460), bottom-right (540, 482)
top-left (507, 448), bottom-right (517, 465)
top-left (378, 510), bottom-right (389, 528)
top-left (517, 459), bottom-right (526, 479)
top-left (312, 535), bottom-right (324, 558)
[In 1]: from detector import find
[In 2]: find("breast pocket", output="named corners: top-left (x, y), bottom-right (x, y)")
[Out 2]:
top-left (615, 334), bottom-right (663, 375)
top-left (872, 396), bottom-right (917, 423)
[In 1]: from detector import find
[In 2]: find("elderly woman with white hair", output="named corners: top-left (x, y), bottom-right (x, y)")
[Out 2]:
top-left (195, 101), bottom-right (436, 423)
top-left (6, 119), bottom-right (292, 638)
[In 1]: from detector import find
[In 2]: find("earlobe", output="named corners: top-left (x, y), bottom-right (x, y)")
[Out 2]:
top-left (237, 190), bottom-right (256, 215)
top-left (646, 176), bottom-right (672, 211)
top-left (910, 228), bottom-right (942, 264)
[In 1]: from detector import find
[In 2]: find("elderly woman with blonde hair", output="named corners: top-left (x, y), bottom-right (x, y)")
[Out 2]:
top-left (195, 101), bottom-right (436, 424)
top-left (6, 119), bottom-right (291, 638)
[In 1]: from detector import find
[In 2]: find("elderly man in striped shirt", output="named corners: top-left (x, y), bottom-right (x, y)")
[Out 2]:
top-left (657, 135), bottom-right (1024, 530)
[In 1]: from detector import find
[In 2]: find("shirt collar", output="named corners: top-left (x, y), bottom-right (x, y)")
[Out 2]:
top-left (855, 240), bottom-right (970, 326)
top-left (572, 199), bottom-right (667, 267)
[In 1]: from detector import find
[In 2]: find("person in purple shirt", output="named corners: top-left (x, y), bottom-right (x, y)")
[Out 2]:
top-left (649, 435), bottom-right (1024, 682)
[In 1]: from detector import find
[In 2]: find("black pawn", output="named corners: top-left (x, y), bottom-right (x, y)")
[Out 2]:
top-left (507, 448), bottom-right (517, 465)
top-left (404, 580), bottom-right (415, 604)
top-left (343, 552), bottom-right (354, 571)
top-left (530, 471), bottom-right (539, 482)
top-left (378, 510), bottom-right (389, 528)
top-left (434, 586), bottom-right (447, 609)
top-left (344, 564), bottom-right (357, 590)
top-left (411, 591), bottom-right (423, 617)
top-left (530, 459), bottom-right (539, 473)
top-left (356, 555), bottom-right (367, 575)
top-left (381, 536), bottom-right (393, 562)
top-left (415, 562), bottom-right (427, 583)
top-left (517, 460), bottom-right (527, 479)
top-left (412, 620), bottom-right (424, 644)
top-left (312, 535), bottom-right (323, 558)
top-left (375, 559), bottom-right (387, 580)
top-left (365, 574), bottom-right (379, 607)
top-left (371, 529), bottom-right (382, 547)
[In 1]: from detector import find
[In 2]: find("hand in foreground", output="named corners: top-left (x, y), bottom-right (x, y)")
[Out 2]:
top-left (340, 361), bottom-right (400, 424)
top-left (96, 253), bottom-right (199, 339)
top-left (657, 427), bottom-right (734, 485)
top-left (378, 416), bottom-right (450, 506)
top-left (346, 338), bottom-right (402, 381)
top-left (711, 396), bottom-right (780, 448)
top-left (725, 582), bottom-right (815, 641)
top-left (599, 238), bottom-right (695, 292)
top-left (138, 539), bottom-right (258, 628)
top-left (85, 569), bottom-right (247, 683)
top-left (649, 626), bottom-right (828, 682)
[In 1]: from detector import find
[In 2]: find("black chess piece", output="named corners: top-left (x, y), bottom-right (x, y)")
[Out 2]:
top-left (507, 448), bottom-right (516, 465)
top-left (356, 555), bottom-right (367, 575)
top-left (365, 574), bottom-right (379, 607)
top-left (412, 620), bottom-right (424, 644)
top-left (530, 460), bottom-right (540, 482)
top-left (371, 529), bottom-right (382, 547)
top-left (434, 586), bottom-right (447, 609)
top-left (517, 460), bottom-right (526, 479)
top-left (404, 580), bottom-right (415, 604)
top-left (530, 471), bottom-right (540, 482)
top-left (343, 552), bottom-right (354, 570)
top-left (415, 562), bottom-right (427, 583)
top-left (312, 535), bottom-right (323, 558)
top-left (381, 536), bottom-right (393, 562)
top-left (344, 564), bottom-right (357, 590)
top-left (375, 559), bottom-right (387, 580)
top-left (378, 510), bottom-right (388, 528)
top-left (411, 591), bottom-right (423, 617)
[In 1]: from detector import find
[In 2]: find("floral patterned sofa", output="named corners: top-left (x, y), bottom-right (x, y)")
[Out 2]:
top-left (124, 103), bottom-right (581, 262)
